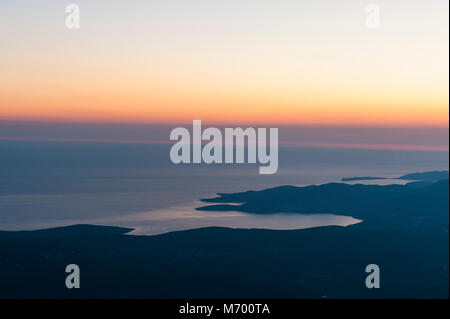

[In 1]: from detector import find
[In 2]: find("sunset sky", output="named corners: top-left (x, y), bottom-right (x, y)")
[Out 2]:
top-left (0, 0), bottom-right (448, 126)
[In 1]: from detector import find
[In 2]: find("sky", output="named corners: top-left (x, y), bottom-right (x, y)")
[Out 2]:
top-left (0, 0), bottom-right (448, 150)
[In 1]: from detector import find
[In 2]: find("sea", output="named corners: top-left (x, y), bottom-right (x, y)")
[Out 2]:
top-left (0, 140), bottom-right (448, 235)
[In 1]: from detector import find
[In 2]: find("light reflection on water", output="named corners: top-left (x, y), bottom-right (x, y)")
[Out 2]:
top-left (0, 179), bottom-right (412, 234)
top-left (102, 202), bottom-right (361, 236)
top-left (105, 178), bottom-right (407, 236)
top-left (2, 141), bottom-right (446, 233)
top-left (343, 178), bottom-right (413, 185)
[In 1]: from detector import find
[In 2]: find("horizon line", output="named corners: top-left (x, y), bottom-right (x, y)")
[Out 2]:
top-left (0, 119), bottom-right (448, 129)
top-left (1, 137), bottom-right (448, 152)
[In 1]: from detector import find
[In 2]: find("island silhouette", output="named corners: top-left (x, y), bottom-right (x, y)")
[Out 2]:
top-left (341, 170), bottom-right (449, 182)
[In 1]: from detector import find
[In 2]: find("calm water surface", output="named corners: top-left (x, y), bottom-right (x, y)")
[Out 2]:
top-left (0, 141), bottom-right (447, 234)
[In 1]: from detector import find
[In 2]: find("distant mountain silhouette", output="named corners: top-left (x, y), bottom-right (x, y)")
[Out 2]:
top-left (398, 170), bottom-right (449, 181)
top-left (341, 170), bottom-right (449, 182)
top-left (197, 178), bottom-right (449, 230)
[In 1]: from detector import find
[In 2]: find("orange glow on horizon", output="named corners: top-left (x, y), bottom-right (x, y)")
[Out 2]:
top-left (0, 1), bottom-right (448, 127)
top-left (1, 90), bottom-right (448, 126)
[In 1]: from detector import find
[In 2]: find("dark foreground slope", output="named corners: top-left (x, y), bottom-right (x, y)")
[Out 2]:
top-left (0, 180), bottom-right (448, 298)
top-left (0, 223), bottom-right (448, 298)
